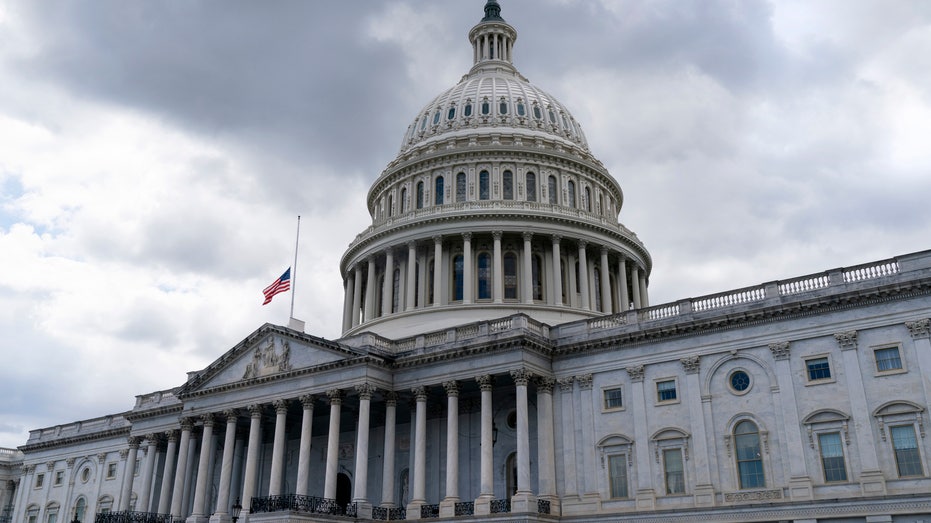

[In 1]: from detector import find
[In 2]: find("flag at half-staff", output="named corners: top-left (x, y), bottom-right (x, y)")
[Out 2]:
top-left (262, 268), bottom-right (291, 305)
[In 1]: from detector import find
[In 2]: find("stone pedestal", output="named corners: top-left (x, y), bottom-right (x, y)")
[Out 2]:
top-left (693, 484), bottom-right (716, 506)
top-left (788, 476), bottom-right (813, 500)
top-left (207, 514), bottom-right (229, 523)
top-left (635, 488), bottom-right (656, 511)
top-left (438, 498), bottom-right (459, 518)
top-left (560, 495), bottom-right (597, 515)
top-left (354, 501), bottom-right (373, 520)
top-left (860, 469), bottom-right (887, 496)
top-left (510, 492), bottom-right (537, 513)
top-left (473, 495), bottom-right (493, 516)
top-left (185, 516), bottom-right (210, 523)
top-left (405, 501), bottom-right (424, 520)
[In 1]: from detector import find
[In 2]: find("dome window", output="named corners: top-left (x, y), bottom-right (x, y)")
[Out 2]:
top-left (526, 172), bottom-right (537, 202)
top-left (481, 97), bottom-right (491, 116)
top-left (548, 107), bottom-right (557, 124)
top-left (499, 98), bottom-right (508, 115)
top-left (517, 100), bottom-right (526, 117)
top-left (456, 172), bottom-right (467, 202)
top-left (447, 105), bottom-right (456, 120)
top-left (435, 176), bottom-right (445, 205)
top-left (562, 114), bottom-right (571, 131)
top-left (479, 170), bottom-right (490, 200)
top-left (416, 182), bottom-right (425, 209)
top-left (503, 170), bottom-right (514, 200)
top-left (420, 114), bottom-right (428, 131)
top-left (533, 103), bottom-right (542, 120)
top-left (433, 109), bottom-right (441, 126)
top-left (464, 100), bottom-right (473, 117)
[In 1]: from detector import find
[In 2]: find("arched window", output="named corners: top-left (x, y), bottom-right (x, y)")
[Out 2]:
top-left (504, 252), bottom-right (518, 300)
top-left (499, 97), bottom-right (508, 115)
top-left (477, 253), bottom-right (492, 299)
top-left (532, 254), bottom-right (544, 301)
top-left (584, 186), bottom-right (592, 211)
top-left (464, 100), bottom-right (473, 117)
top-left (419, 114), bottom-right (428, 131)
top-left (548, 175), bottom-right (558, 205)
top-left (567, 180), bottom-right (577, 208)
top-left (432, 109), bottom-right (441, 126)
top-left (427, 260), bottom-right (434, 305)
top-left (502, 170), bottom-right (513, 200)
top-left (400, 187), bottom-right (408, 213)
top-left (548, 106), bottom-right (557, 124)
top-left (416, 182), bottom-right (424, 209)
top-left (734, 421), bottom-right (765, 489)
top-left (481, 97), bottom-right (490, 116)
top-left (456, 172), bottom-right (466, 202)
top-left (447, 105), bottom-right (456, 120)
top-left (517, 100), bottom-right (526, 116)
top-left (593, 267), bottom-right (602, 311)
top-left (533, 103), bottom-right (542, 120)
top-left (387, 194), bottom-right (393, 217)
top-left (435, 176), bottom-right (444, 206)
top-left (452, 255), bottom-right (464, 301)
top-left (392, 267), bottom-right (401, 313)
top-left (526, 172), bottom-right (537, 202)
top-left (73, 498), bottom-right (87, 523)
top-left (479, 171), bottom-right (490, 200)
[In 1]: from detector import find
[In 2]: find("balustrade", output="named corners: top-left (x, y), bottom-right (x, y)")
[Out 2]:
top-left (94, 512), bottom-right (171, 523)
top-left (420, 504), bottom-right (440, 518)
top-left (249, 494), bottom-right (355, 518)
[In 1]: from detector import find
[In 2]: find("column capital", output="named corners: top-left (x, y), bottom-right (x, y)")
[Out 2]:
top-left (551, 234), bottom-right (562, 244)
top-left (834, 331), bottom-right (858, 351)
top-left (96, 453), bottom-right (108, 462)
top-left (462, 232), bottom-right (472, 241)
top-left (126, 436), bottom-right (142, 449)
top-left (66, 457), bottom-right (76, 468)
top-left (576, 373), bottom-right (593, 390)
top-left (385, 391), bottom-right (399, 407)
top-left (521, 231), bottom-right (532, 242)
top-left (577, 239), bottom-right (588, 249)
top-left (476, 374), bottom-right (495, 391)
top-left (433, 235), bottom-right (443, 245)
top-left (201, 413), bottom-right (216, 427)
top-left (247, 404), bottom-right (263, 418)
top-left (769, 341), bottom-right (791, 360)
top-left (556, 376), bottom-right (575, 393)
top-left (535, 377), bottom-right (556, 394)
top-left (273, 399), bottom-right (289, 414)
top-left (407, 240), bottom-right (417, 250)
top-left (144, 433), bottom-right (160, 445)
top-left (327, 389), bottom-right (344, 405)
top-left (412, 385), bottom-right (428, 401)
top-left (164, 430), bottom-right (178, 442)
top-left (600, 245), bottom-right (609, 255)
top-left (680, 355), bottom-right (701, 374)
top-left (180, 417), bottom-right (195, 431)
top-left (625, 365), bottom-right (645, 382)
top-left (510, 368), bottom-right (533, 386)
top-left (222, 409), bottom-right (239, 420)
top-left (443, 380), bottom-right (460, 397)
top-left (356, 382), bottom-right (377, 400)
top-left (905, 319), bottom-right (931, 340)
top-left (119, 449), bottom-right (129, 460)
top-left (300, 394), bottom-right (316, 409)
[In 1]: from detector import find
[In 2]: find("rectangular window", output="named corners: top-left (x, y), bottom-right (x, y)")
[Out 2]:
top-left (134, 459), bottom-right (141, 476)
top-left (34, 474), bottom-right (45, 489)
top-left (657, 380), bottom-right (677, 403)
top-left (818, 432), bottom-right (848, 482)
top-left (806, 357), bottom-right (831, 381)
top-left (54, 470), bottom-right (64, 486)
top-left (47, 513), bottom-right (57, 523)
top-left (608, 454), bottom-right (628, 498)
top-left (663, 448), bottom-right (685, 494)
top-left (603, 387), bottom-right (623, 410)
top-left (27, 511), bottom-right (38, 523)
top-left (874, 347), bottom-right (903, 372)
top-left (891, 425), bottom-right (924, 477)
top-left (106, 463), bottom-right (118, 479)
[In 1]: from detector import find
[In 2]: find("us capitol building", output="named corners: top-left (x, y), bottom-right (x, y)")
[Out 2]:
top-left (3, 2), bottom-right (931, 522)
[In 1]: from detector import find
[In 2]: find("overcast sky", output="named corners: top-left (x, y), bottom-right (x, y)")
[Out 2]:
top-left (2, 0), bottom-right (930, 448)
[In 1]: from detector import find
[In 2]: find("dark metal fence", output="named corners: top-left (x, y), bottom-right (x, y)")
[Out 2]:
top-left (419, 504), bottom-right (439, 519)
top-left (454, 501), bottom-right (474, 516)
top-left (537, 499), bottom-right (551, 514)
top-left (490, 499), bottom-right (511, 514)
top-left (249, 495), bottom-right (356, 518)
top-left (371, 506), bottom-right (406, 520)
top-left (94, 512), bottom-right (172, 523)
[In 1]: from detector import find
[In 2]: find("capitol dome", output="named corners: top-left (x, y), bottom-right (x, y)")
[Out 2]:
top-left (339, 0), bottom-right (652, 338)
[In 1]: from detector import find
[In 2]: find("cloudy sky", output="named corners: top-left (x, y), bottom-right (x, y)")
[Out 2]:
top-left (2, 0), bottom-right (930, 448)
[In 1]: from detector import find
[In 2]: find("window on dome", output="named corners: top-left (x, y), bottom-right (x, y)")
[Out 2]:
top-left (479, 171), bottom-right (490, 200)
top-left (401, 187), bottom-right (408, 213)
top-left (435, 176), bottom-right (444, 206)
top-left (481, 98), bottom-right (490, 115)
top-left (548, 107), bottom-right (556, 123)
top-left (448, 106), bottom-right (456, 120)
top-left (504, 252), bottom-right (518, 300)
top-left (562, 114), bottom-right (570, 130)
top-left (387, 194), bottom-right (393, 217)
top-left (464, 101), bottom-right (473, 117)
top-left (533, 104), bottom-right (542, 120)
top-left (585, 187), bottom-right (592, 212)
top-left (477, 252), bottom-right (492, 300)
top-left (597, 193), bottom-right (602, 214)
top-left (532, 254), bottom-right (544, 301)
top-left (456, 172), bottom-right (466, 202)
top-left (548, 175), bottom-right (558, 205)
top-left (420, 114), bottom-right (428, 131)
top-left (499, 98), bottom-right (508, 115)
top-left (452, 255), bottom-right (464, 301)
top-left (567, 180), bottom-right (577, 208)
top-left (392, 267), bottom-right (400, 313)
top-left (433, 109), bottom-right (441, 126)
top-left (502, 170), bottom-right (513, 200)
top-left (594, 267), bottom-right (602, 311)
top-left (517, 100), bottom-right (526, 116)
top-left (526, 172), bottom-right (537, 202)
top-left (416, 182), bottom-right (424, 209)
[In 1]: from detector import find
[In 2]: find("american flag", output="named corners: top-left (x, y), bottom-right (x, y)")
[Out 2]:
top-left (262, 268), bottom-right (291, 305)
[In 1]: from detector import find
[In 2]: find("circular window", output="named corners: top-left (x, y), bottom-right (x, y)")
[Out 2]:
top-left (729, 370), bottom-right (751, 394)
top-left (506, 410), bottom-right (517, 430)
top-left (81, 468), bottom-right (90, 483)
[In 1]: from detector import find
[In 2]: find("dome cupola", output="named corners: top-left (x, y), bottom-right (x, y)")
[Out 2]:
top-left (339, 1), bottom-right (652, 339)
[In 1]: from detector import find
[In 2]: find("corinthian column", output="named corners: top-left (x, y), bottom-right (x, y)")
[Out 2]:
top-left (439, 381), bottom-right (460, 517)
top-left (406, 242), bottom-right (417, 311)
top-left (118, 437), bottom-right (140, 511)
top-left (190, 414), bottom-right (216, 519)
top-left (493, 231), bottom-right (504, 303)
top-left (551, 236), bottom-right (562, 305)
top-left (522, 232), bottom-right (533, 304)
top-left (364, 256), bottom-right (377, 321)
top-left (383, 249), bottom-right (395, 315)
top-left (510, 369), bottom-right (536, 512)
top-left (295, 396), bottom-right (315, 496)
top-left (268, 400), bottom-right (289, 496)
top-left (577, 241), bottom-right (590, 310)
top-left (353, 383), bottom-right (376, 518)
top-left (380, 392), bottom-right (398, 508)
top-left (324, 390), bottom-right (343, 500)
top-left (211, 410), bottom-right (238, 520)
top-left (462, 233), bottom-right (473, 304)
top-left (156, 431), bottom-right (178, 514)
top-left (170, 419), bottom-right (194, 519)
top-left (351, 265), bottom-right (363, 327)
top-left (137, 435), bottom-right (158, 513)
top-left (407, 386), bottom-right (428, 516)
top-left (600, 247), bottom-right (613, 313)
top-left (240, 406), bottom-right (263, 514)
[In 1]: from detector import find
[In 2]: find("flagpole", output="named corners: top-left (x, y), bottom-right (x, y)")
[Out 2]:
top-left (290, 215), bottom-right (301, 320)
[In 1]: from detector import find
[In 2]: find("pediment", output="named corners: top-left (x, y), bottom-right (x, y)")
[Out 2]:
top-left (178, 324), bottom-right (363, 397)
top-left (803, 409), bottom-right (849, 425)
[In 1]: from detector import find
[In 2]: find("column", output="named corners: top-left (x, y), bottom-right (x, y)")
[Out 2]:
top-left (324, 390), bottom-right (343, 500)
top-left (137, 435), bottom-right (159, 513)
top-left (551, 236), bottom-right (562, 306)
top-left (170, 419), bottom-right (194, 519)
top-left (268, 400), bottom-right (288, 496)
top-left (510, 369), bottom-right (536, 511)
top-left (342, 273), bottom-right (354, 332)
top-left (118, 437), bottom-right (140, 511)
top-left (295, 396), bottom-right (315, 496)
top-left (382, 249), bottom-right (395, 315)
top-left (474, 376), bottom-right (494, 515)
top-left (567, 252), bottom-right (578, 308)
top-left (380, 392), bottom-right (398, 507)
top-left (906, 320), bottom-right (931, 420)
top-left (630, 265), bottom-right (642, 309)
top-left (617, 257), bottom-right (630, 312)
top-left (493, 231), bottom-right (504, 303)
top-left (407, 386), bottom-right (428, 516)
top-left (522, 232), bottom-right (533, 304)
top-left (354, 384), bottom-right (376, 517)
top-left (439, 382), bottom-right (460, 517)
top-left (190, 414), bottom-right (216, 519)
top-left (600, 248), bottom-right (613, 313)
top-left (211, 411), bottom-right (238, 520)
top-left (406, 242), bottom-right (417, 311)
top-left (462, 233), bottom-right (473, 304)
top-left (364, 256), bottom-right (377, 321)
top-left (156, 431), bottom-right (178, 515)
top-left (577, 241), bottom-right (590, 310)
top-left (639, 273), bottom-right (649, 307)
top-left (680, 357), bottom-right (715, 505)
top-left (240, 406), bottom-right (262, 514)
top-left (626, 366), bottom-right (655, 509)
top-left (433, 236), bottom-right (443, 306)
top-left (351, 265), bottom-right (363, 327)
top-left (834, 331), bottom-right (886, 495)
top-left (536, 378), bottom-right (559, 513)
top-left (556, 378), bottom-right (579, 500)
top-left (765, 344), bottom-right (813, 499)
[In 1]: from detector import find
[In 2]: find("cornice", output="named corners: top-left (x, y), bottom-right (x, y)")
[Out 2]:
top-left (19, 425), bottom-right (131, 453)
top-left (123, 404), bottom-right (183, 422)
top-left (390, 335), bottom-right (553, 369)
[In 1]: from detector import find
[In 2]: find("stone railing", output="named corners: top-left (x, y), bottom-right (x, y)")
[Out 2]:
top-left (363, 314), bottom-right (550, 356)
top-left (249, 494), bottom-right (356, 518)
top-left (94, 512), bottom-right (171, 523)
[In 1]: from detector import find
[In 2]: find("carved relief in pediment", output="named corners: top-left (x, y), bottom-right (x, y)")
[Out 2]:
top-left (242, 337), bottom-right (292, 379)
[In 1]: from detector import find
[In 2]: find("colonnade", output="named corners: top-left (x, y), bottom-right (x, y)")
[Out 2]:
top-left (342, 232), bottom-right (649, 332)
top-left (117, 369), bottom-right (557, 521)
